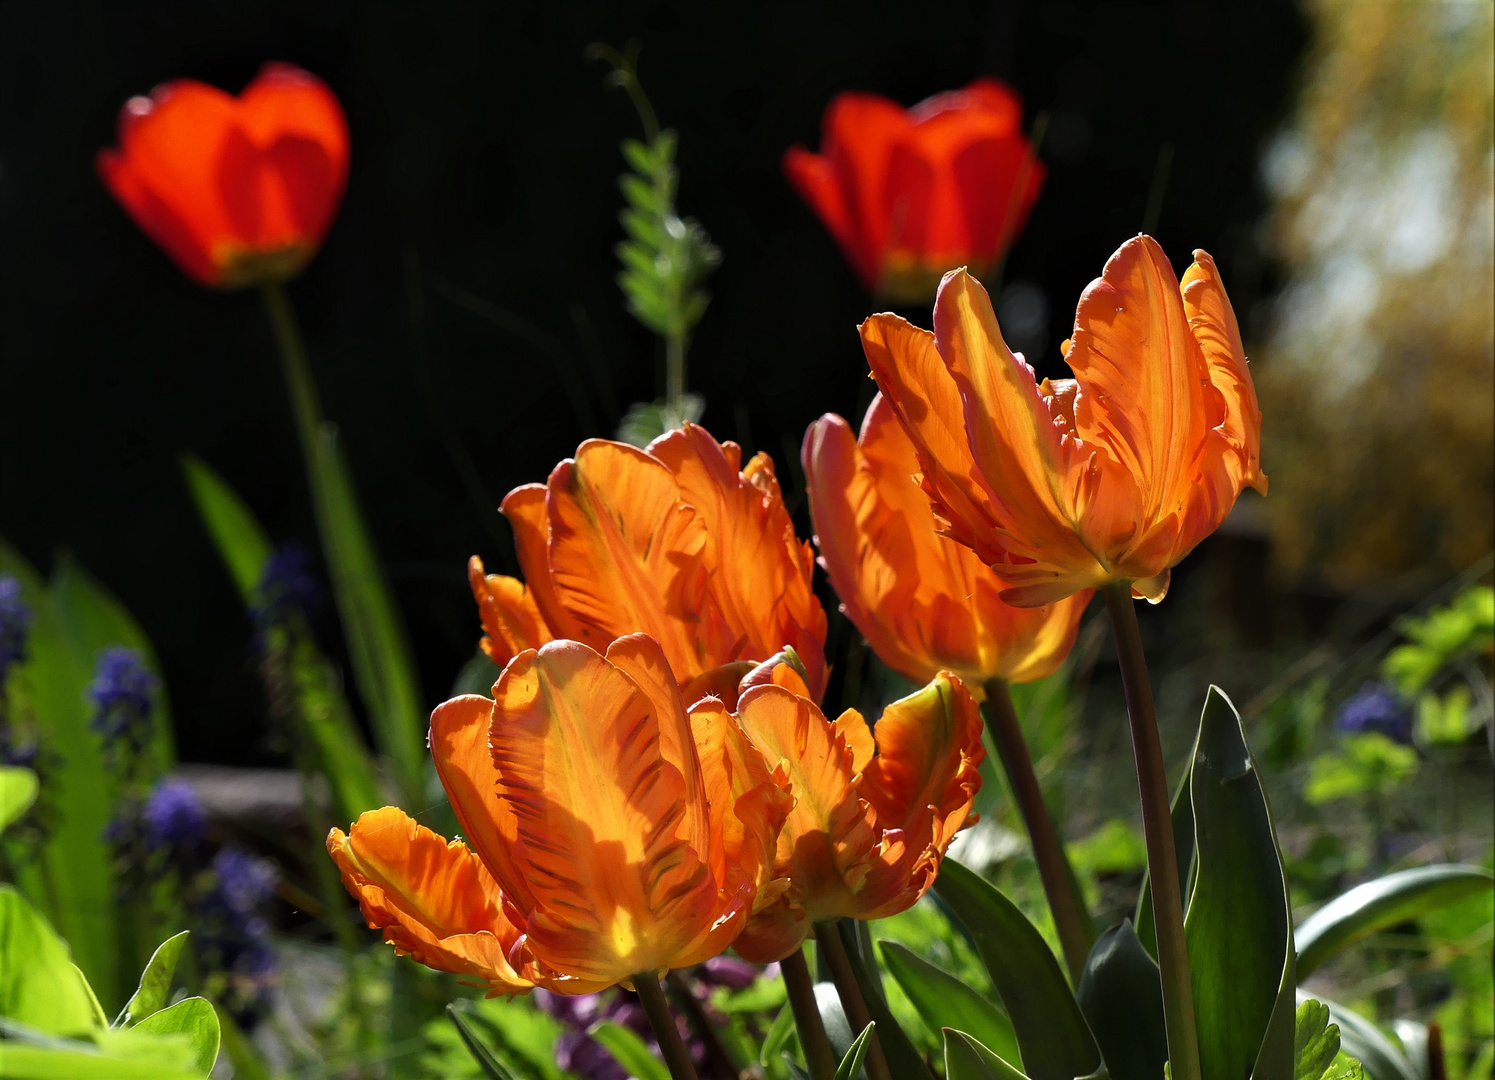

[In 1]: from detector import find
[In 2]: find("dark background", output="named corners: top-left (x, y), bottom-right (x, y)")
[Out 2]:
top-left (0, 1), bottom-right (1307, 764)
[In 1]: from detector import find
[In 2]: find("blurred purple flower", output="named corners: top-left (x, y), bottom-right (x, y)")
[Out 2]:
top-left (0, 575), bottom-right (31, 677)
top-left (143, 777), bottom-right (207, 851)
top-left (211, 847), bottom-right (277, 918)
top-left (1336, 681), bottom-right (1413, 743)
top-left (88, 646), bottom-right (158, 748)
top-left (698, 955), bottom-right (763, 990)
top-left (253, 544), bottom-right (322, 631)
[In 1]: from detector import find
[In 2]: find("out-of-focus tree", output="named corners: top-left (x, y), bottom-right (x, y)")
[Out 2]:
top-left (1258, 0), bottom-right (1493, 588)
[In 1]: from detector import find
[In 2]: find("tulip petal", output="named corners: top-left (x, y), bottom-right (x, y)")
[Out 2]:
top-left (429, 694), bottom-right (533, 915)
top-left (468, 556), bottom-right (553, 667)
top-left (732, 685), bottom-right (878, 960)
top-left (1180, 249), bottom-right (1268, 496)
top-left (328, 807), bottom-right (530, 994)
top-left (500, 484), bottom-right (584, 642)
top-left (237, 63), bottom-right (349, 243)
top-left (689, 697), bottom-right (793, 913)
top-left (545, 441), bottom-right (717, 683)
top-left (822, 92), bottom-right (914, 284)
top-left (783, 146), bottom-right (866, 284)
top-left (855, 674), bottom-right (985, 918)
top-left (489, 641), bottom-right (715, 988)
top-left (1064, 236), bottom-right (1219, 523)
top-left (649, 424), bottom-right (827, 698)
top-left (860, 312), bottom-right (1008, 565)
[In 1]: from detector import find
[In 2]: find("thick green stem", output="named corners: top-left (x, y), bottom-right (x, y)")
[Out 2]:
top-left (665, 970), bottom-right (741, 1079)
top-left (1103, 583), bottom-right (1201, 1080)
top-left (780, 947), bottom-right (838, 1080)
top-left (983, 678), bottom-right (1093, 983)
top-left (261, 282), bottom-right (324, 482)
top-left (633, 974), bottom-right (700, 1080)
top-left (813, 923), bottom-right (890, 1080)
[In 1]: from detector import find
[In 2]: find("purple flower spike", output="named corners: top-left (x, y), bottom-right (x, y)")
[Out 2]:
top-left (1336, 681), bottom-right (1413, 744)
top-left (143, 777), bottom-right (207, 850)
top-left (0, 575), bottom-right (32, 676)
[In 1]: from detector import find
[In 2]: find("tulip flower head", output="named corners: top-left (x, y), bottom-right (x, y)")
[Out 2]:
top-left (469, 423), bottom-right (828, 698)
top-left (98, 63), bottom-right (349, 289)
top-left (784, 78), bottom-right (1044, 302)
top-left (804, 395), bottom-right (1091, 690)
top-left (329, 633), bottom-right (791, 994)
top-left (863, 235), bottom-right (1266, 607)
top-left (725, 658), bottom-right (985, 963)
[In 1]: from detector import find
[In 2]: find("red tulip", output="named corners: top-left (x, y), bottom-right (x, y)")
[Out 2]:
top-left (98, 62), bottom-right (349, 288)
top-left (784, 78), bottom-right (1043, 301)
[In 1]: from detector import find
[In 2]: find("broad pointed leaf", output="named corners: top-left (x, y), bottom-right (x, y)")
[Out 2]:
top-left (1075, 920), bottom-right (1166, 1080)
top-left (132, 997), bottom-right (219, 1075)
top-left (116, 931), bottom-right (189, 1027)
top-left (835, 1023), bottom-right (875, 1080)
top-left (1183, 687), bottom-right (1295, 1080)
top-left (943, 1029), bottom-right (1031, 1080)
top-left (881, 940), bottom-right (1021, 1066)
top-left (1295, 864), bottom-right (1494, 978)
top-left (933, 860), bottom-right (1100, 1080)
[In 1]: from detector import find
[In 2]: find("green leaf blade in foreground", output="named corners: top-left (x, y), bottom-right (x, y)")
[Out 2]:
top-left (131, 997), bottom-right (219, 1075)
top-left (116, 931), bottom-right (189, 1027)
top-left (1183, 686), bottom-right (1295, 1080)
top-left (587, 1020), bottom-right (670, 1080)
top-left (1294, 864), bottom-right (1494, 978)
top-left (311, 425), bottom-right (426, 804)
top-left (180, 454), bottom-right (273, 599)
top-left (932, 860), bottom-right (1100, 1080)
top-left (0, 887), bottom-right (102, 1038)
top-left (943, 1029), bottom-right (1030, 1080)
top-left (828, 920), bottom-right (936, 1080)
top-left (0, 542), bottom-right (121, 1007)
top-left (446, 1004), bottom-right (520, 1080)
top-left (880, 940), bottom-right (1021, 1066)
top-left (835, 1023), bottom-right (875, 1080)
top-left (1134, 766), bottom-right (1194, 959)
top-left (0, 767), bottom-right (39, 831)
top-left (1075, 920), bottom-right (1166, 1080)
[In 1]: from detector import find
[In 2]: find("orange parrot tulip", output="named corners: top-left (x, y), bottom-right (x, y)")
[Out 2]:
top-left (468, 423), bottom-right (829, 699)
top-left (98, 62), bottom-right (348, 288)
top-left (328, 633), bottom-right (791, 994)
top-left (804, 394), bottom-right (1092, 690)
top-left (784, 78), bottom-right (1043, 301)
top-left (862, 235), bottom-right (1267, 608)
top-left (726, 659), bottom-right (985, 963)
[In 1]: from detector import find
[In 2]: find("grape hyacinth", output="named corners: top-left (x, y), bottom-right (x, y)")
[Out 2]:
top-left (0, 574), bottom-right (31, 679)
top-left (252, 543), bottom-right (321, 632)
top-left (143, 777), bottom-right (207, 854)
top-left (199, 847), bottom-right (279, 1021)
top-left (89, 645), bottom-right (158, 759)
top-left (1336, 681), bottom-right (1414, 744)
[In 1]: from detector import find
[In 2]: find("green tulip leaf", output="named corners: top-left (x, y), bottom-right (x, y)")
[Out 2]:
top-left (132, 997), bottom-right (219, 1075)
top-left (180, 454), bottom-right (273, 598)
top-left (942, 1029), bottom-right (1031, 1080)
top-left (446, 1004), bottom-right (521, 1080)
top-left (834, 1023), bottom-right (875, 1080)
top-left (932, 860), bottom-right (1100, 1080)
top-left (880, 940), bottom-right (1021, 1066)
top-left (587, 1020), bottom-right (671, 1080)
top-left (1295, 864), bottom-right (1494, 978)
top-left (115, 931), bottom-right (190, 1027)
top-left (1075, 920), bottom-right (1166, 1080)
top-left (1183, 686), bottom-right (1296, 1080)
top-left (0, 766), bottom-right (39, 832)
top-left (760, 1003), bottom-right (797, 1068)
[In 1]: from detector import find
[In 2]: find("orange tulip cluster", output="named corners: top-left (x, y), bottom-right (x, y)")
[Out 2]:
top-left (95, 64), bottom-right (1266, 1002)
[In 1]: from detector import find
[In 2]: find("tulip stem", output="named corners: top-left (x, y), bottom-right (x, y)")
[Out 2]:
top-left (666, 331), bottom-right (686, 417)
top-left (813, 923), bottom-right (891, 1080)
top-left (665, 970), bottom-right (743, 1079)
top-left (780, 947), bottom-right (838, 1080)
top-left (1103, 583), bottom-right (1201, 1080)
top-left (982, 678), bottom-right (1094, 984)
top-left (634, 974), bottom-right (700, 1080)
top-left (261, 282), bottom-right (325, 477)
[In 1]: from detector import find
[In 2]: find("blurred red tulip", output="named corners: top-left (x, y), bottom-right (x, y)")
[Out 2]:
top-left (784, 78), bottom-right (1043, 301)
top-left (98, 62), bottom-right (348, 289)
